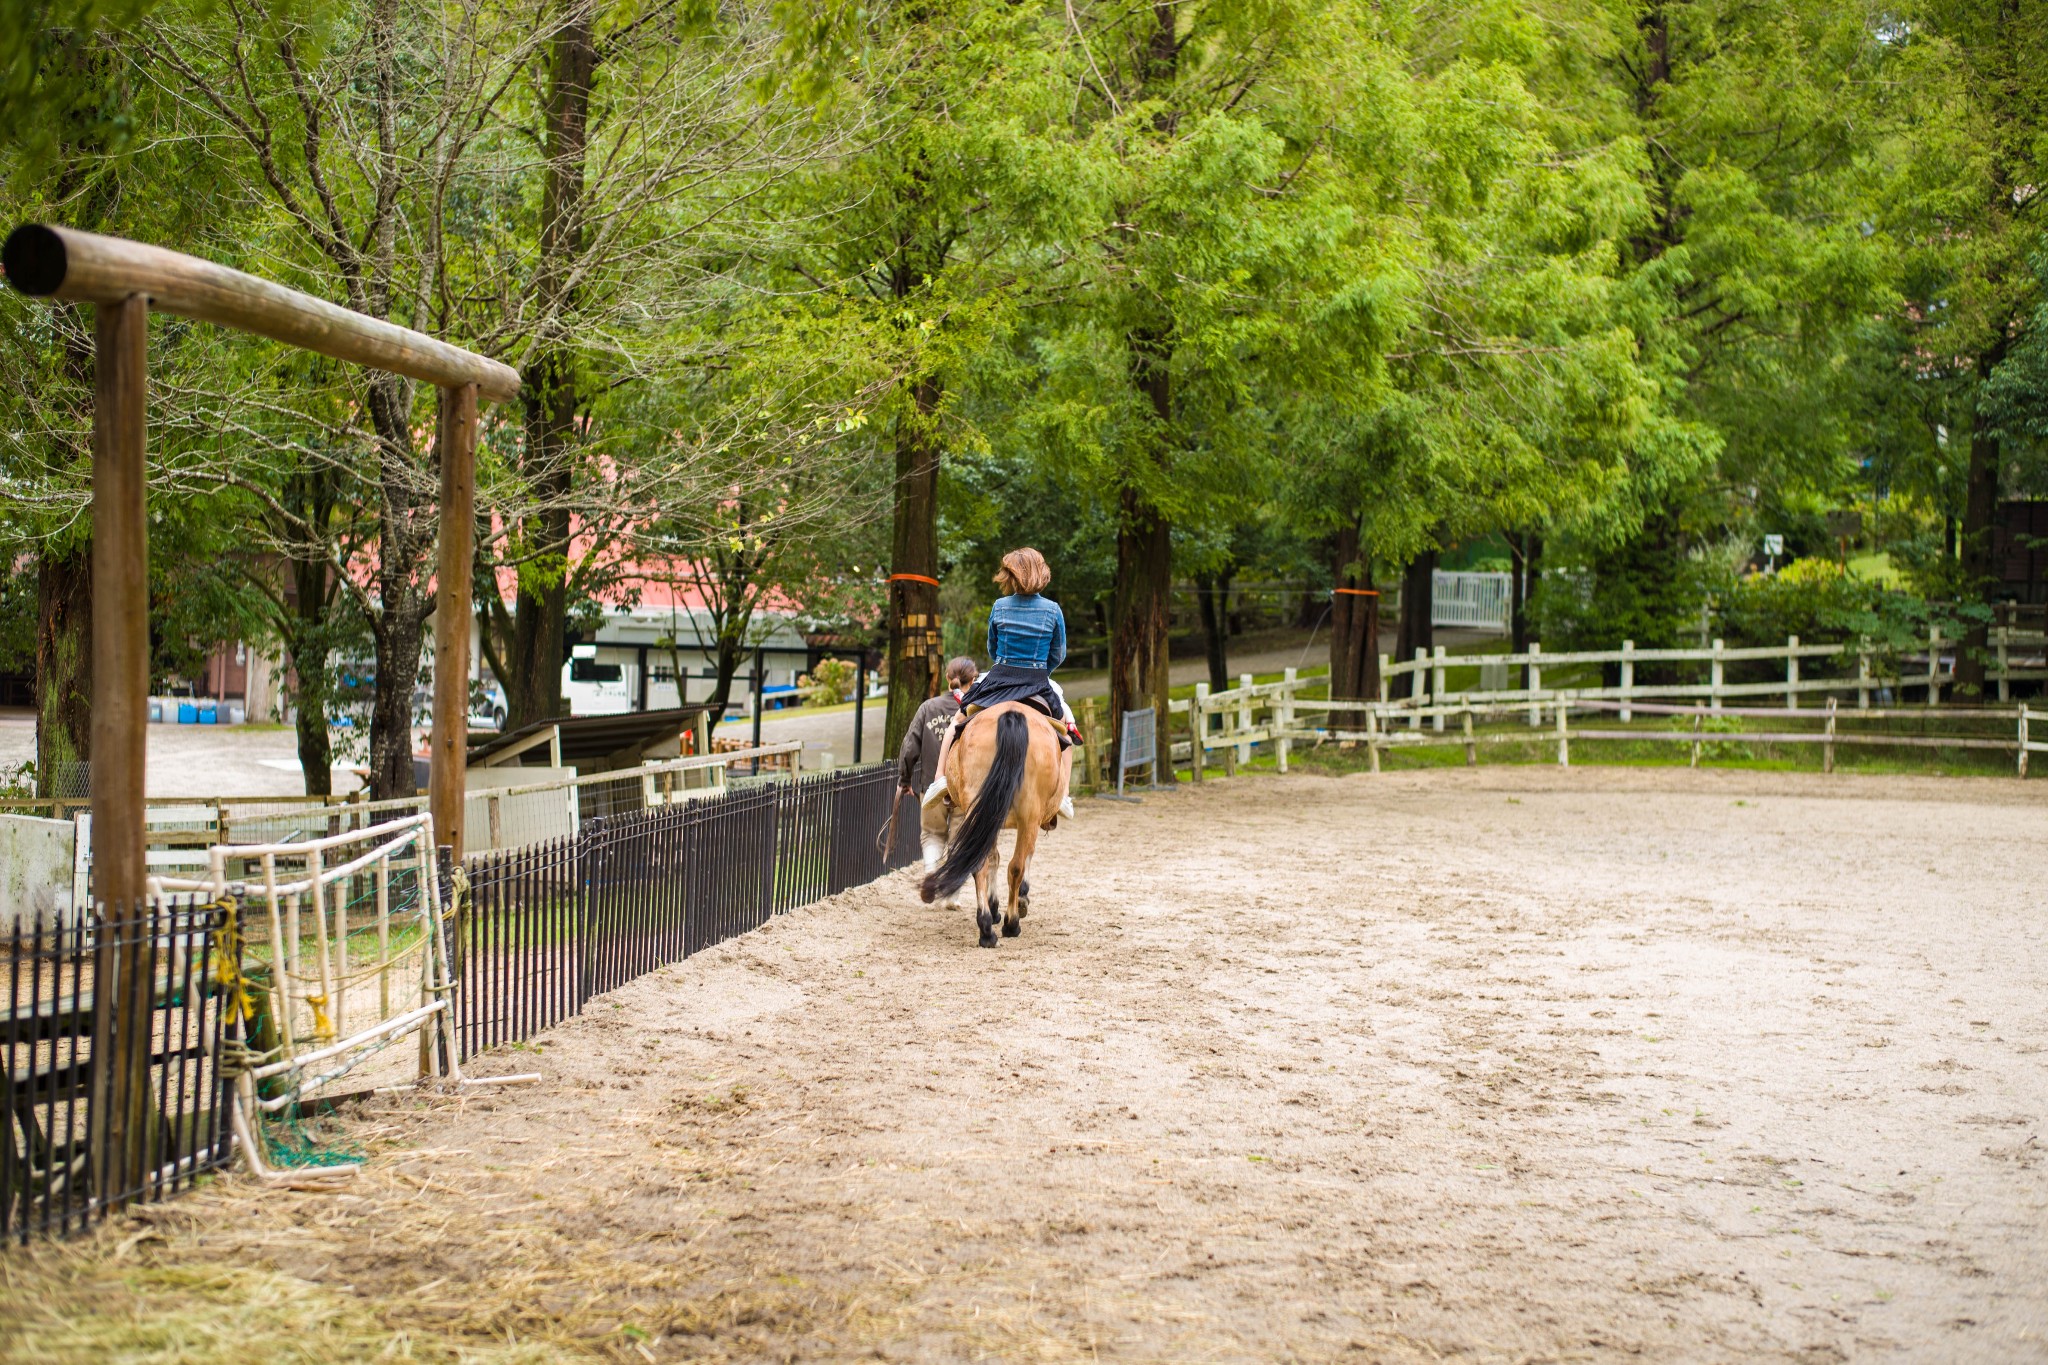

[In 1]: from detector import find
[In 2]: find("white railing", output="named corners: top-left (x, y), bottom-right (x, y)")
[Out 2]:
top-left (1174, 630), bottom-right (2048, 780)
top-left (1431, 570), bottom-right (1511, 631)
top-left (151, 812), bottom-right (540, 1179)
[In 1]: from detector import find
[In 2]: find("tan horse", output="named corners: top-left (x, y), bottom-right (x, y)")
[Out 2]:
top-left (919, 701), bottom-right (1065, 948)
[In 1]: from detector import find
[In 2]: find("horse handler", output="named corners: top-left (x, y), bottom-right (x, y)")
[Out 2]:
top-left (899, 656), bottom-right (979, 870)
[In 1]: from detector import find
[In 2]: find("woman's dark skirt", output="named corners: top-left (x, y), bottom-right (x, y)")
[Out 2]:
top-left (958, 662), bottom-right (1063, 718)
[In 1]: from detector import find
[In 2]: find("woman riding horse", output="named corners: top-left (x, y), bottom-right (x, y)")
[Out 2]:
top-left (922, 546), bottom-right (1076, 823)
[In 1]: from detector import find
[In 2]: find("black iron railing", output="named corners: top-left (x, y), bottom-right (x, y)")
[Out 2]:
top-left (456, 764), bottom-right (914, 1059)
top-left (2, 898), bottom-right (233, 1243)
top-left (1, 766), bottom-right (915, 1239)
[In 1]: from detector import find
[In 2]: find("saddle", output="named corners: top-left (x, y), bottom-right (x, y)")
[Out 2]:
top-left (955, 699), bottom-right (1077, 748)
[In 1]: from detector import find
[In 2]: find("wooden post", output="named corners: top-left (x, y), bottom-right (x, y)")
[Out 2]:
top-left (1689, 704), bottom-right (1703, 768)
top-left (2019, 706), bottom-right (2029, 779)
top-left (90, 295), bottom-right (149, 908)
top-left (1431, 646), bottom-right (1447, 733)
top-left (1462, 707), bottom-right (1475, 766)
top-left (1527, 643), bottom-right (1542, 727)
top-left (1786, 635), bottom-right (1799, 711)
top-left (1857, 640), bottom-right (1871, 710)
top-left (1824, 697), bottom-right (1837, 774)
top-left (1410, 648), bottom-right (1427, 730)
top-left (1996, 626), bottom-right (2010, 702)
top-left (1619, 639), bottom-right (1634, 724)
top-left (1377, 654), bottom-right (1389, 707)
top-left (1554, 697), bottom-right (1568, 766)
top-left (1927, 625), bottom-right (1941, 705)
top-left (1366, 705), bottom-right (1380, 772)
top-left (1710, 638), bottom-right (1725, 712)
top-left (1237, 672), bottom-right (1253, 766)
top-left (429, 382), bottom-right (477, 864)
top-left (1277, 666), bottom-right (1295, 774)
top-left (88, 292), bottom-right (153, 1210)
top-left (1190, 684), bottom-right (1207, 783)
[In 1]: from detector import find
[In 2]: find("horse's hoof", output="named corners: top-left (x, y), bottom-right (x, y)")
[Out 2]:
top-left (979, 933), bottom-right (1000, 949)
top-left (1002, 917), bottom-right (1021, 938)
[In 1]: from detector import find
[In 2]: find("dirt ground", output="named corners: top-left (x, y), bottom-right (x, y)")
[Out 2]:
top-left (4, 767), bottom-right (2045, 1363)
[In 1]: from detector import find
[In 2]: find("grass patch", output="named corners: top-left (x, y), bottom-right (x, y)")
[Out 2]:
top-left (0, 1245), bottom-right (578, 1364)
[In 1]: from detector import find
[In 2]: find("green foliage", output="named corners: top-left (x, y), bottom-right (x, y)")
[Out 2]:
top-left (1708, 560), bottom-right (1878, 647)
top-left (2, 0), bottom-right (2042, 762)
top-left (801, 657), bottom-right (858, 706)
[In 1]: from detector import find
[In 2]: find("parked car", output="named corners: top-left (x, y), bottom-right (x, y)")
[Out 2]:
top-left (470, 679), bottom-right (509, 731)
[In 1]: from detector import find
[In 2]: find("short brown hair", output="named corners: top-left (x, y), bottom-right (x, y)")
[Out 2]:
top-left (946, 656), bottom-right (978, 687)
top-left (994, 547), bottom-right (1050, 596)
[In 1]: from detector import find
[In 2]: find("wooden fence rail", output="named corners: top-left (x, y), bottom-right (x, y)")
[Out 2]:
top-left (1173, 638), bottom-right (2045, 783)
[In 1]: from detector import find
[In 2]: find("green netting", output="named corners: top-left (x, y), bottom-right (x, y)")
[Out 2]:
top-left (259, 1108), bottom-right (365, 1169)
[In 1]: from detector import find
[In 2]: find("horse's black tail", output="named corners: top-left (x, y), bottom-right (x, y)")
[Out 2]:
top-left (920, 709), bottom-right (1029, 904)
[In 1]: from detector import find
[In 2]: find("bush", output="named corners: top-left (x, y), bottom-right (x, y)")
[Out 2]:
top-left (1711, 558), bottom-right (1874, 646)
top-left (802, 657), bottom-right (859, 706)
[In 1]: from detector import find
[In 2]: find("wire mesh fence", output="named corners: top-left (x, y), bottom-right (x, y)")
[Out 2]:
top-left (2, 898), bottom-right (234, 1243)
top-left (457, 763), bottom-right (915, 1059)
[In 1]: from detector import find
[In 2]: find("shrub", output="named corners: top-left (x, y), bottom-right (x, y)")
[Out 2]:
top-left (803, 657), bottom-right (859, 706)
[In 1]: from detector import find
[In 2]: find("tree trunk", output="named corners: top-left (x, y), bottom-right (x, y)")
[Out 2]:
top-left (1955, 348), bottom-right (2006, 698)
top-left (1110, 489), bottom-right (1173, 775)
top-left (1511, 531), bottom-right (1542, 686)
top-left (287, 554), bottom-right (335, 798)
top-left (1396, 550), bottom-right (1437, 667)
top-left (704, 629), bottom-right (747, 720)
top-left (884, 376), bottom-right (943, 757)
top-left (35, 548), bottom-right (92, 799)
top-left (36, 300), bottom-right (99, 802)
top-left (367, 606), bottom-right (425, 800)
top-left (365, 371), bottom-right (429, 803)
top-left (1195, 569), bottom-right (1231, 693)
top-left (1111, 312), bottom-right (1175, 775)
top-left (1328, 522), bottom-right (1378, 730)
top-left (508, 0), bottom-right (597, 729)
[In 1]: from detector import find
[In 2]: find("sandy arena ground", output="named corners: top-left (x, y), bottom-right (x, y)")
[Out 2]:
top-left (3, 766), bottom-right (2044, 1362)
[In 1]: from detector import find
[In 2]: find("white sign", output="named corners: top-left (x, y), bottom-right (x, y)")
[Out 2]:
top-left (1762, 534), bottom-right (1784, 556)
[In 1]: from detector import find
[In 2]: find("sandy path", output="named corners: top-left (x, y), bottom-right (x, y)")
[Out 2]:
top-left (5, 767), bottom-right (2044, 1362)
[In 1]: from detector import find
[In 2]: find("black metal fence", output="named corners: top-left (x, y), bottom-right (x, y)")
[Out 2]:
top-left (0, 766), bottom-right (914, 1240)
top-left (2, 898), bottom-right (234, 1243)
top-left (457, 763), bottom-right (914, 1058)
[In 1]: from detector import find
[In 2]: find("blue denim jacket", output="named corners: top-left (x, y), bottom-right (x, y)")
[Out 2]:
top-left (986, 593), bottom-right (1066, 670)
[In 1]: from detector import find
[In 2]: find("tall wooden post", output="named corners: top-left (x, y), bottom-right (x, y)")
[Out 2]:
top-left (430, 383), bottom-right (478, 863)
top-left (89, 293), bottom-right (153, 1207)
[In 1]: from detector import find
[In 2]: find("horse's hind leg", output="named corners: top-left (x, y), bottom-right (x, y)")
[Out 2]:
top-left (1003, 825), bottom-right (1037, 938)
top-left (973, 847), bottom-right (998, 949)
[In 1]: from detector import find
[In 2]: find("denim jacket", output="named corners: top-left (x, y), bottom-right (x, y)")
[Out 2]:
top-left (986, 593), bottom-right (1066, 670)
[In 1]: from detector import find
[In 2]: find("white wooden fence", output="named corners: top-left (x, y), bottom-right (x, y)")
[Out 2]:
top-left (1176, 629), bottom-right (2048, 779)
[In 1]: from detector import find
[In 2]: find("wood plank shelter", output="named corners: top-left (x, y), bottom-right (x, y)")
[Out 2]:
top-left (2, 223), bottom-right (517, 1205)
